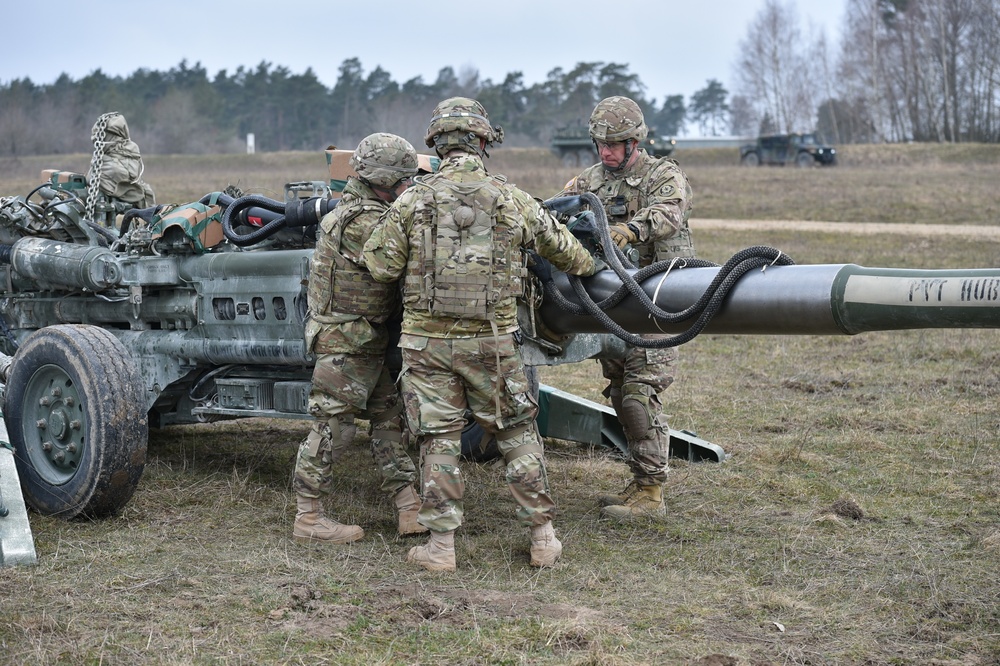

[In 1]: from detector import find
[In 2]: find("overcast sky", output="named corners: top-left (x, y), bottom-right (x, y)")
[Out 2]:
top-left (5, 0), bottom-right (846, 134)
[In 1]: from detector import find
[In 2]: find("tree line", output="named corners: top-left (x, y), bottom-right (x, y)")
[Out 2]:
top-left (2, 0), bottom-right (997, 157)
top-left (0, 59), bottom-right (716, 157)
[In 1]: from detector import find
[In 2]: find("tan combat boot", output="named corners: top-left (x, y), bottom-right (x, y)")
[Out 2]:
top-left (600, 485), bottom-right (666, 520)
top-left (406, 530), bottom-right (456, 572)
top-left (529, 521), bottom-right (563, 567)
top-left (394, 485), bottom-right (428, 536)
top-left (293, 495), bottom-right (364, 544)
top-left (596, 479), bottom-right (641, 507)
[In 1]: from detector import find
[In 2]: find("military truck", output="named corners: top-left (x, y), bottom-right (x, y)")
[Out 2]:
top-left (739, 133), bottom-right (837, 167)
top-left (551, 124), bottom-right (676, 167)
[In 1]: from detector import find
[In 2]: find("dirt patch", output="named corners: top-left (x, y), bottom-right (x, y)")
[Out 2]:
top-left (271, 583), bottom-right (608, 634)
top-left (696, 219), bottom-right (1000, 240)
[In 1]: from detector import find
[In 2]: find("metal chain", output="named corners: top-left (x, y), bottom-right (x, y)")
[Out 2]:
top-left (85, 112), bottom-right (115, 223)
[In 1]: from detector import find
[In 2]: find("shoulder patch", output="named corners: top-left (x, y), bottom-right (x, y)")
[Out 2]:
top-left (659, 184), bottom-right (676, 197)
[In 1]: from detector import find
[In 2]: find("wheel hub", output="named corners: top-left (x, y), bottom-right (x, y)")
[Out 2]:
top-left (25, 366), bottom-right (84, 484)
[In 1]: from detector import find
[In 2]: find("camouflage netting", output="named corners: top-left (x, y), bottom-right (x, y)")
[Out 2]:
top-left (87, 112), bottom-right (155, 207)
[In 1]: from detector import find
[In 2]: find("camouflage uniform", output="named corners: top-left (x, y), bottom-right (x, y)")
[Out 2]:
top-left (558, 96), bottom-right (695, 492)
top-left (293, 175), bottom-right (416, 499)
top-left (363, 98), bottom-right (596, 569)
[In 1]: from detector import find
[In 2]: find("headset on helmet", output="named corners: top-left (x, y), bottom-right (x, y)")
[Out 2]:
top-left (589, 96), bottom-right (648, 143)
top-left (350, 133), bottom-right (418, 189)
top-left (424, 97), bottom-right (504, 157)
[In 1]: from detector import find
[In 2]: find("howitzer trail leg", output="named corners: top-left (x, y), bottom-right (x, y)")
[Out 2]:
top-left (1, 445), bottom-right (38, 566)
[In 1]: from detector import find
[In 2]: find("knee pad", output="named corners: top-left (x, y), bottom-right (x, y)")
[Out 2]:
top-left (620, 382), bottom-right (656, 442)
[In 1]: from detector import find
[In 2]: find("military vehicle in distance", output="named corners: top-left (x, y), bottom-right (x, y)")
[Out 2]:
top-left (739, 133), bottom-right (837, 167)
top-left (551, 123), bottom-right (675, 167)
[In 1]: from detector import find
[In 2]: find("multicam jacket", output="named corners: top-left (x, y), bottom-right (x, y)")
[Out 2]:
top-left (559, 150), bottom-right (695, 267)
top-left (363, 153), bottom-right (597, 338)
top-left (305, 177), bottom-right (398, 355)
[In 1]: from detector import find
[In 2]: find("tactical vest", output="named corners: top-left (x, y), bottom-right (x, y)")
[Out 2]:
top-left (590, 157), bottom-right (696, 267)
top-left (309, 200), bottom-right (397, 318)
top-left (404, 175), bottom-right (525, 321)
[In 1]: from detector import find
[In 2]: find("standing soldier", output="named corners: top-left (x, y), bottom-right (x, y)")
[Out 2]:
top-left (363, 97), bottom-right (599, 572)
top-left (557, 96), bottom-right (696, 520)
top-left (292, 133), bottom-right (425, 544)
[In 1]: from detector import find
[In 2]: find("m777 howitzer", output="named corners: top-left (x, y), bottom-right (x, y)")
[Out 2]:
top-left (0, 172), bottom-right (999, 524)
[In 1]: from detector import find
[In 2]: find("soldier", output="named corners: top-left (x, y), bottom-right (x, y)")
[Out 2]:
top-left (557, 95), bottom-right (696, 520)
top-left (292, 132), bottom-right (425, 544)
top-left (362, 97), bottom-right (599, 572)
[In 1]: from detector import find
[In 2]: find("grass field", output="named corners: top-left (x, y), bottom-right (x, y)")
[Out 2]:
top-left (1, 146), bottom-right (999, 665)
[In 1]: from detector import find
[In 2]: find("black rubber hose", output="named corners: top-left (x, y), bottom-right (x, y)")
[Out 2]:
top-left (535, 190), bottom-right (796, 347)
top-left (119, 205), bottom-right (164, 238)
top-left (221, 194), bottom-right (288, 246)
top-left (220, 194), bottom-right (335, 247)
top-left (562, 252), bottom-right (792, 348)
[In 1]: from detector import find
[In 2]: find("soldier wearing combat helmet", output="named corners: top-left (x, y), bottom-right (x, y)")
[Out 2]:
top-left (291, 132), bottom-right (425, 545)
top-left (557, 95), bottom-right (696, 520)
top-left (363, 97), bottom-right (599, 572)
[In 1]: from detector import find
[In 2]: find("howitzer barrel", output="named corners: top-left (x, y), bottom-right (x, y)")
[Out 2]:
top-left (538, 264), bottom-right (1000, 337)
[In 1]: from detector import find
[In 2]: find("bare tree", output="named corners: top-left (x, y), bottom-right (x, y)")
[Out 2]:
top-left (733, 0), bottom-right (816, 133)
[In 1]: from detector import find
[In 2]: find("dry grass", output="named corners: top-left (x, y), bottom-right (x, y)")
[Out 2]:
top-left (2, 147), bottom-right (1000, 664)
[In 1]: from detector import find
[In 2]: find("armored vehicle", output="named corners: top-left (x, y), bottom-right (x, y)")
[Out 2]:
top-left (739, 133), bottom-right (837, 167)
top-left (551, 123), bottom-right (675, 167)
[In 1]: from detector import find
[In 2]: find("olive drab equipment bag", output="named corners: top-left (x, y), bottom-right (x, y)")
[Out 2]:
top-left (408, 176), bottom-right (525, 320)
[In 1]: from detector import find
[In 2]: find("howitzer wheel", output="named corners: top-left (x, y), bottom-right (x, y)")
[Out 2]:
top-left (4, 325), bottom-right (147, 519)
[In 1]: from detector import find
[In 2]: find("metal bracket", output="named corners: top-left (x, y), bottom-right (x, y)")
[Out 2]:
top-left (0, 415), bottom-right (37, 565)
top-left (536, 383), bottom-right (725, 463)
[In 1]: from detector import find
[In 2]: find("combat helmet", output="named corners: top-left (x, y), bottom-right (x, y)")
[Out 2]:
top-left (350, 132), bottom-right (419, 190)
top-left (589, 96), bottom-right (648, 143)
top-left (424, 97), bottom-right (504, 158)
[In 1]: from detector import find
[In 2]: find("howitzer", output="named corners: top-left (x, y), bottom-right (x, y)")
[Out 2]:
top-left (1, 173), bottom-right (999, 523)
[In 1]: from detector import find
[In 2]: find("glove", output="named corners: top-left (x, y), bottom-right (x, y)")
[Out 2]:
top-left (608, 223), bottom-right (640, 249)
top-left (566, 211), bottom-right (597, 239)
top-left (589, 257), bottom-right (608, 275)
top-left (525, 249), bottom-right (554, 283)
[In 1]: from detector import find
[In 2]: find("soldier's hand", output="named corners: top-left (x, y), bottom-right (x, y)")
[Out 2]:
top-left (608, 223), bottom-right (640, 249)
top-left (525, 249), bottom-right (554, 283)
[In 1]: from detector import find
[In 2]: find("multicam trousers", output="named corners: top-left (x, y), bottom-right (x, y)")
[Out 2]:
top-left (600, 339), bottom-right (676, 486)
top-left (398, 333), bottom-right (555, 532)
top-left (293, 352), bottom-right (416, 498)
